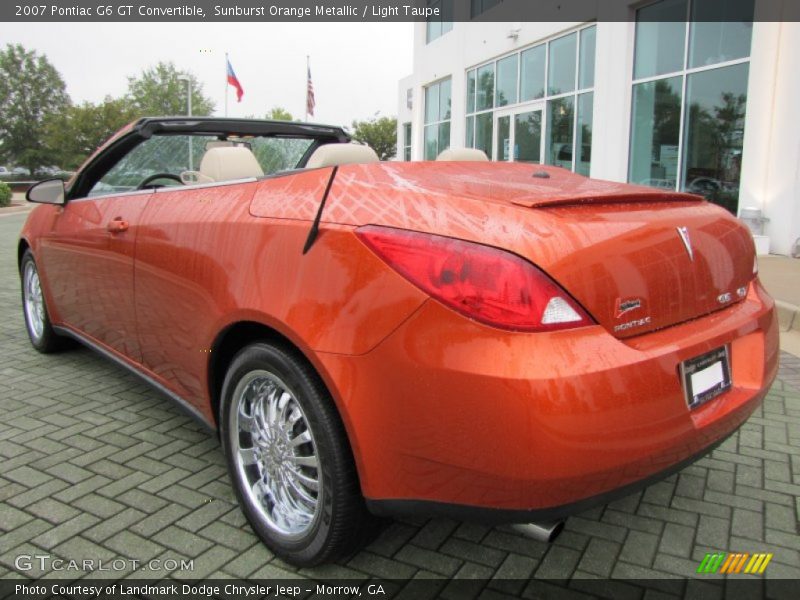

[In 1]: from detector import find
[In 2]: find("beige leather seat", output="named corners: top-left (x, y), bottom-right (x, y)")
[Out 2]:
top-left (181, 146), bottom-right (264, 184)
top-left (305, 143), bottom-right (380, 169)
top-left (436, 148), bottom-right (489, 161)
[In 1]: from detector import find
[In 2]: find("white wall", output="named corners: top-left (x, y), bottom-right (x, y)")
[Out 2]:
top-left (740, 20), bottom-right (800, 255)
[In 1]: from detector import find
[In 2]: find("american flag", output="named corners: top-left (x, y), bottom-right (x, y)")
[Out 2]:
top-left (306, 65), bottom-right (315, 117)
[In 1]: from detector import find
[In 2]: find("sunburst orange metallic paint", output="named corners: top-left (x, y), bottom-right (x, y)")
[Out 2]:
top-left (20, 160), bottom-right (778, 515)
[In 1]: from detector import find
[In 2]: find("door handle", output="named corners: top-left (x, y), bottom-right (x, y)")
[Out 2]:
top-left (107, 218), bottom-right (129, 233)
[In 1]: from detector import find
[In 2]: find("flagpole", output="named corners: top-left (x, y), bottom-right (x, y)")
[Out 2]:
top-left (304, 55), bottom-right (309, 122)
top-left (224, 52), bottom-right (229, 118)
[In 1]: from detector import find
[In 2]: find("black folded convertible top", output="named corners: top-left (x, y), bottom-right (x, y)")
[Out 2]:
top-left (134, 117), bottom-right (350, 143)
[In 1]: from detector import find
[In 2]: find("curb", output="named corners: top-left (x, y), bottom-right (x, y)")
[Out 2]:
top-left (776, 299), bottom-right (800, 333)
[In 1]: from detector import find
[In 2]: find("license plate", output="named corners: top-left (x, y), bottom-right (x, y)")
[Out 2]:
top-left (680, 346), bottom-right (732, 409)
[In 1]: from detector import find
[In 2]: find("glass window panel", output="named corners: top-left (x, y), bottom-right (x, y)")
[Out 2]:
top-left (689, 0), bottom-right (754, 68)
top-left (93, 135), bottom-right (315, 195)
top-left (404, 146), bottom-right (411, 162)
top-left (465, 115), bottom-right (475, 147)
top-left (579, 26), bottom-right (596, 89)
top-left (426, 1), bottom-right (452, 42)
top-left (439, 78), bottom-right (452, 121)
top-left (254, 138), bottom-right (316, 174)
top-left (628, 76), bottom-right (682, 188)
top-left (403, 122), bottom-right (412, 161)
top-left (548, 33), bottom-right (576, 96)
top-left (515, 111), bottom-right (542, 163)
top-left (426, 20), bottom-right (441, 44)
top-left (466, 69), bottom-right (476, 114)
top-left (633, 0), bottom-right (687, 79)
top-left (425, 84), bottom-right (439, 124)
top-left (438, 121), bottom-right (451, 156)
top-left (497, 115), bottom-right (511, 161)
top-left (475, 112), bottom-right (493, 158)
top-left (681, 63), bottom-right (748, 214)
top-left (424, 124), bottom-right (438, 160)
top-left (520, 45), bottom-right (546, 101)
top-left (476, 63), bottom-right (495, 111)
top-left (440, 0), bottom-right (454, 29)
top-left (471, 0), bottom-right (501, 18)
top-left (546, 97), bottom-right (574, 168)
top-left (575, 92), bottom-right (593, 176)
top-left (496, 54), bottom-right (518, 107)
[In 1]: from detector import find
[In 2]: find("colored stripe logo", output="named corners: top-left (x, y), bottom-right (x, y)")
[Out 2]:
top-left (697, 552), bottom-right (773, 574)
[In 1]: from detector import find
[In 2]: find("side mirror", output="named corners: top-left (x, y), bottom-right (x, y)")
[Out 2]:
top-left (26, 179), bottom-right (66, 205)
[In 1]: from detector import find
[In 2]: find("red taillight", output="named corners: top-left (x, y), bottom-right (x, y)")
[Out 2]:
top-left (356, 226), bottom-right (594, 332)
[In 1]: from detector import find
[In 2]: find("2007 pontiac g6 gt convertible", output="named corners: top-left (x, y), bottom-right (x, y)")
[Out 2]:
top-left (19, 117), bottom-right (778, 564)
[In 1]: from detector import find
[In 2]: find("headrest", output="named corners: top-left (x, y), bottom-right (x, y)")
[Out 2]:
top-left (305, 143), bottom-right (380, 169)
top-left (436, 148), bottom-right (490, 161)
top-left (199, 146), bottom-right (264, 182)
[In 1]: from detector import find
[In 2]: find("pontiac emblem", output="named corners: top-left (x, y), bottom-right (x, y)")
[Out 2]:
top-left (677, 226), bottom-right (694, 261)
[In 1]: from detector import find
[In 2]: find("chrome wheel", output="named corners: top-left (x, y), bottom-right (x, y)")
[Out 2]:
top-left (23, 261), bottom-right (45, 341)
top-left (232, 370), bottom-right (321, 538)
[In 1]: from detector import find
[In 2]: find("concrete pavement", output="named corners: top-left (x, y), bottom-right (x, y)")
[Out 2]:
top-left (1, 211), bottom-right (799, 590)
top-left (757, 255), bottom-right (800, 358)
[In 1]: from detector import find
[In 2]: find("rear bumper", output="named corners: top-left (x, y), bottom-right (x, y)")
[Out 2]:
top-left (365, 426), bottom-right (737, 523)
top-left (318, 279), bottom-right (779, 517)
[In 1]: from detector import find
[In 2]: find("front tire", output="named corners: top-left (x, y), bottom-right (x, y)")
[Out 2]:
top-left (220, 342), bottom-right (376, 565)
top-left (20, 250), bottom-right (70, 353)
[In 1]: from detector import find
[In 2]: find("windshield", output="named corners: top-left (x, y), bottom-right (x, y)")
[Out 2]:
top-left (89, 134), bottom-right (314, 197)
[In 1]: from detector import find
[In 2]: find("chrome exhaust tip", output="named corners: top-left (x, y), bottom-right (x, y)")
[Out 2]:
top-left (511, 520), bottom-right (564, 543)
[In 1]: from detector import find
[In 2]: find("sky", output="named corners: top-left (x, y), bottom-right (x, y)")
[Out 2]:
top-left (2, 22), bottom-right (414, 126)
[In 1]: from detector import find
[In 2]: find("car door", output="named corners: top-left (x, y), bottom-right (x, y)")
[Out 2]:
top-left (37, 189), bottom-right (151, 362)
top-left (38, 131), bottom-right (214, 362)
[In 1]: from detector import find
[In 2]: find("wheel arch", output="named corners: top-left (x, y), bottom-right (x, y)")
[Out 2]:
top-left (207, 321), bottom-right (363, 471)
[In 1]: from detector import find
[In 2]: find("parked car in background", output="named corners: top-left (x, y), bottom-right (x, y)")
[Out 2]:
top-left (0, 166), bottom-right (10, 176)
top-left (38, 166), bottom-right (63, 177)
top-left (18, 117), bottom-right (779, 565)
top-left (11, 167), bottom-right (31, 176)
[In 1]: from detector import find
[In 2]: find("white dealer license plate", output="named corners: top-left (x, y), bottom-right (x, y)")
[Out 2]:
top-left (680, 346), bottom-right (732, 409)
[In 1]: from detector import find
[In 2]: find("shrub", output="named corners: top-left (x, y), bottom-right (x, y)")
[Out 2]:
top-left (0, 181), bottom-right (11, 207)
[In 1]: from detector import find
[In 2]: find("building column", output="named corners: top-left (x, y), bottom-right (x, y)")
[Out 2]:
top-left (590, 19), bottom-right (635, 182)
top-left (740, 19), bottom-right (800, 256)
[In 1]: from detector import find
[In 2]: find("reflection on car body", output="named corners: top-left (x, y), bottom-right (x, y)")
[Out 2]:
top-left (18, 117), bottom-right (778, 565)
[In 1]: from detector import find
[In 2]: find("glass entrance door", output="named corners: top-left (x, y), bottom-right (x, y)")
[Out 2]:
top-left (494, 107), bottom-right (543, 163)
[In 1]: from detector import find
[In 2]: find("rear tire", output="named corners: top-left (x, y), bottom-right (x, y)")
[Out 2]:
top-left (20, 250), bottom-right (71, 353)
top-left (220, 342), bottom-right (378, 565)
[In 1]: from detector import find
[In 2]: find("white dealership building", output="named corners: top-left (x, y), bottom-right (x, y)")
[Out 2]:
top-left (396, 0), bottom-right (800, 256)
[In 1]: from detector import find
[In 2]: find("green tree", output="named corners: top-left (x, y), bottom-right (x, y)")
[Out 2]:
top-left (265, 107), bottom-right (295, 121)
top-left (351, 116), bottom-right (397, 161)
top-left (0, 44), bottom-right (70, 176)
top-left (0, 181), bottom-right (11, 207)
top-left (46, 97), bottom-right (138, 170)
top-left (127, 61), bottom-right (214, 117)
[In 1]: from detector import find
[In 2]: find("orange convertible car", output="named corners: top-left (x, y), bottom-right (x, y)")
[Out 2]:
top-left (19, 118), bottom-right (778, 564)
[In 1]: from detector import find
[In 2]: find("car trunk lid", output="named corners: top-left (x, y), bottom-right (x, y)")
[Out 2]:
top-left (288, 162), bottom-right (756, 338)
top-left (528, 200), bottom-right (755, 338)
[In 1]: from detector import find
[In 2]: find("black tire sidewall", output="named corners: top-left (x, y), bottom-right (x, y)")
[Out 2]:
top-left (20, 250), bottom-right (59, 353)
top-left (220, 343), bottom-right (342, 565)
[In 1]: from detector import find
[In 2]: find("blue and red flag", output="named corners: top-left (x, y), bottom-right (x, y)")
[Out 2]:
top-left (226, 58), bottom-right (244, 102)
